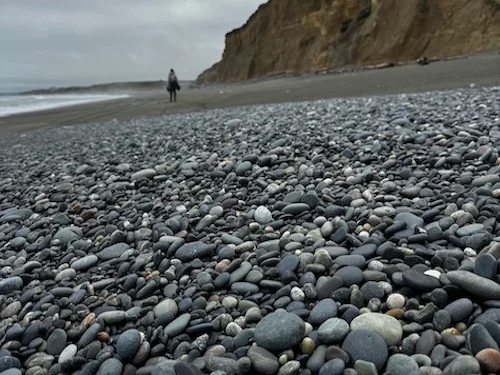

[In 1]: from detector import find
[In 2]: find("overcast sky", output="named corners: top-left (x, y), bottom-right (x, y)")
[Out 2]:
top-left (0, 0), bottom-right (266, 91)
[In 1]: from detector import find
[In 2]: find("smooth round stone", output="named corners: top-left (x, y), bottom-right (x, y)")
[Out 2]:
top-left (117, 329), bottom-right (142, 358)
top-left (415, 330), bottom-right (438, 356)
top-left (235, 161), bottom-right (252, 175)
top-left (254, 310), bottom-right (305, 352)
top-left (316, 276), bottom-right (343, 299)
top-left (153, 299), bottom-right (178, 318)
top-left (54, 227), bottom-right (82, 245)
top-left (231, 282), bottom-right (259, 294)
top-left (58, 344), bottom-right (77, 364)
top-left (352, 243), bottom-right (377, 258)
top-left (71, 255), bottom-right (98, 270)
top-left (354, 359), bottom-right (378, 375)
top-left (444, 298), bottom-right (473, 323)
top-left (1, 301), bottom-right (21, 318)
top-left (309, 298), bottom-right (338, 326)
top-left (446, 270), bottom-right (500, 299)
top-left (96, 242), bottom-right (129, 260)
top-left (318, 318), bottom-right (350, 344)
top-left (456, 224), bottom-right (485, 237)
top-left (247, 345), bottom-right (279, 374)
top-left (0, 369), bottom-right (22, 375)
top-left (46, 329), bottom-right (67, 355)
top-left (467, 324), bottom-right (499, 355)
top-left (350, 313), bottom-right (402, 346)
top-left (164, 313), bottom-right (191, 337)
top-left (283, 203), bottom-right (310, 215)
top-left (342, 329), bottom-right (388, 371)
top-left (335, 266), bottom-right (363, 286)
top-left (254, 206), bottom-right (273, 224)
top-left (276, 255), bottom-right (299, 276)
top-left (475, 348), bottom-right (500, 374)
top-left (386, 354), bottom-right (419, 374)
top-left (442, 355), bottom-right (480, 375)
top-left (96, 358), bottom-right (123, 375)
top-left (474, 253), bottom-right (497, 279)
top-left (475, 308), bottom-right (500, 324)
top-left (318, 358), bottom-right (345, 375)
top-left (0, 356), bottom-right (20, 372)
top-left (360, 281), bottom-right (384, 302)
top-left (278, 360), bottom-right (300, 375)
top-left (334, 255), bottom-right (366, 268)
top-left (386, 293), bottom-right (406, 310)
top-left (131, 168), bottom-right (156, 180)
top-left (174, 242), bottom-right (215, 261)
top-left (0, 277), bottom-right (23, 295)
top-left (402, 270), bottom-right (441, 291)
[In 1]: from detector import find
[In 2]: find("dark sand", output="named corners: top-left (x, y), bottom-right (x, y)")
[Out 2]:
top-left (1, 51), bottom-right (499, 137)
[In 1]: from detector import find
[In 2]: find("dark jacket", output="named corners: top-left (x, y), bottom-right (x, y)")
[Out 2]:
top-left (167, 73), bottom-right (180, 92)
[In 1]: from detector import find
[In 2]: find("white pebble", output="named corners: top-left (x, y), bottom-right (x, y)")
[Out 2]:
top-left (291, 286), bottom-right (305, 301)
top-left (386, 293), bottom-right (406, 309)
top-left (225, 322), bottom-right (242, 336)
top-left (464, 247), bottom-right (477, 257)
top-left (424, 270), bottom-right (442, 279)
top-left (368, 260), bottom-right (384, 272)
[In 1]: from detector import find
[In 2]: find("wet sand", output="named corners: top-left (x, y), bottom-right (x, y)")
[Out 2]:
top-left (1, 51), bottom-right (499, 137)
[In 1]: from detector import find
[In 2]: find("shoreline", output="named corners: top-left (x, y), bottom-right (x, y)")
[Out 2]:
top-left (1, 50), bottom-right (499, 137)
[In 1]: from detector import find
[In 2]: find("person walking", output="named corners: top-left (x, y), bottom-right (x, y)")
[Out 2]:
top-left (167, 69), bottom-right (180, 102)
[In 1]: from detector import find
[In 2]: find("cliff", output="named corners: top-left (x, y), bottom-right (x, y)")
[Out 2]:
top-left (197, 0), bottom-right (500, 83)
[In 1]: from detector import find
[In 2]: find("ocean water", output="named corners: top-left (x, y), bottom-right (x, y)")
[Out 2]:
top-left (0, 93), bottom-right (129, 117)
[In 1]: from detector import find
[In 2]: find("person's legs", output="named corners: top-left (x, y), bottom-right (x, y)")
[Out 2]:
top-left (169, 90), bottom-right (173, 102)
top-left (173, 90), bottom-right (177, 102)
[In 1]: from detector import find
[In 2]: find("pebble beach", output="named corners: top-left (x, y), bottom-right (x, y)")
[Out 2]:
top-left (1, 83), bottom-right (500, 375)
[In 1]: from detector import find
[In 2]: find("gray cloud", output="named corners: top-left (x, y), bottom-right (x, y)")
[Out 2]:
top-left (0, 0), bottom-right (266, 90)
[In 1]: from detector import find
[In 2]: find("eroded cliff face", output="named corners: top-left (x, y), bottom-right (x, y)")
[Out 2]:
top-left (197, 0), bottom-right (500, 83)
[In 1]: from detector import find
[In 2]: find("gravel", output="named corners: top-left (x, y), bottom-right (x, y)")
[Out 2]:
top-left (0, 86), bottom-right (499, 374)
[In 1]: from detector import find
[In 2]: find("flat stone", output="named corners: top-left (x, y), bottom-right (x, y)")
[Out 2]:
top-left (446, 270), bottom-right (500, 300)
top-left (164, 313), bottom-right (191, 337)
top-left (131, 168), bottom-right (157, 180)
top-left (283, 203), bottom-right (310, 215)
top-left (97, 242), bottom-right (129, 260)
top-left (204, 356), bottom-right (238, 375)
top-left (456, 224), bottom-right (485, 237)
top-left (350, 313), bottom-right (402, 346)
top-left (247, 345), bottom-right (279, 374)
top-left (403, 269), bottom-right (441, 291)
top-left (175, 242), bottom-right (215, 261)
top-left (71, 255), bottom-right (99, 270)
